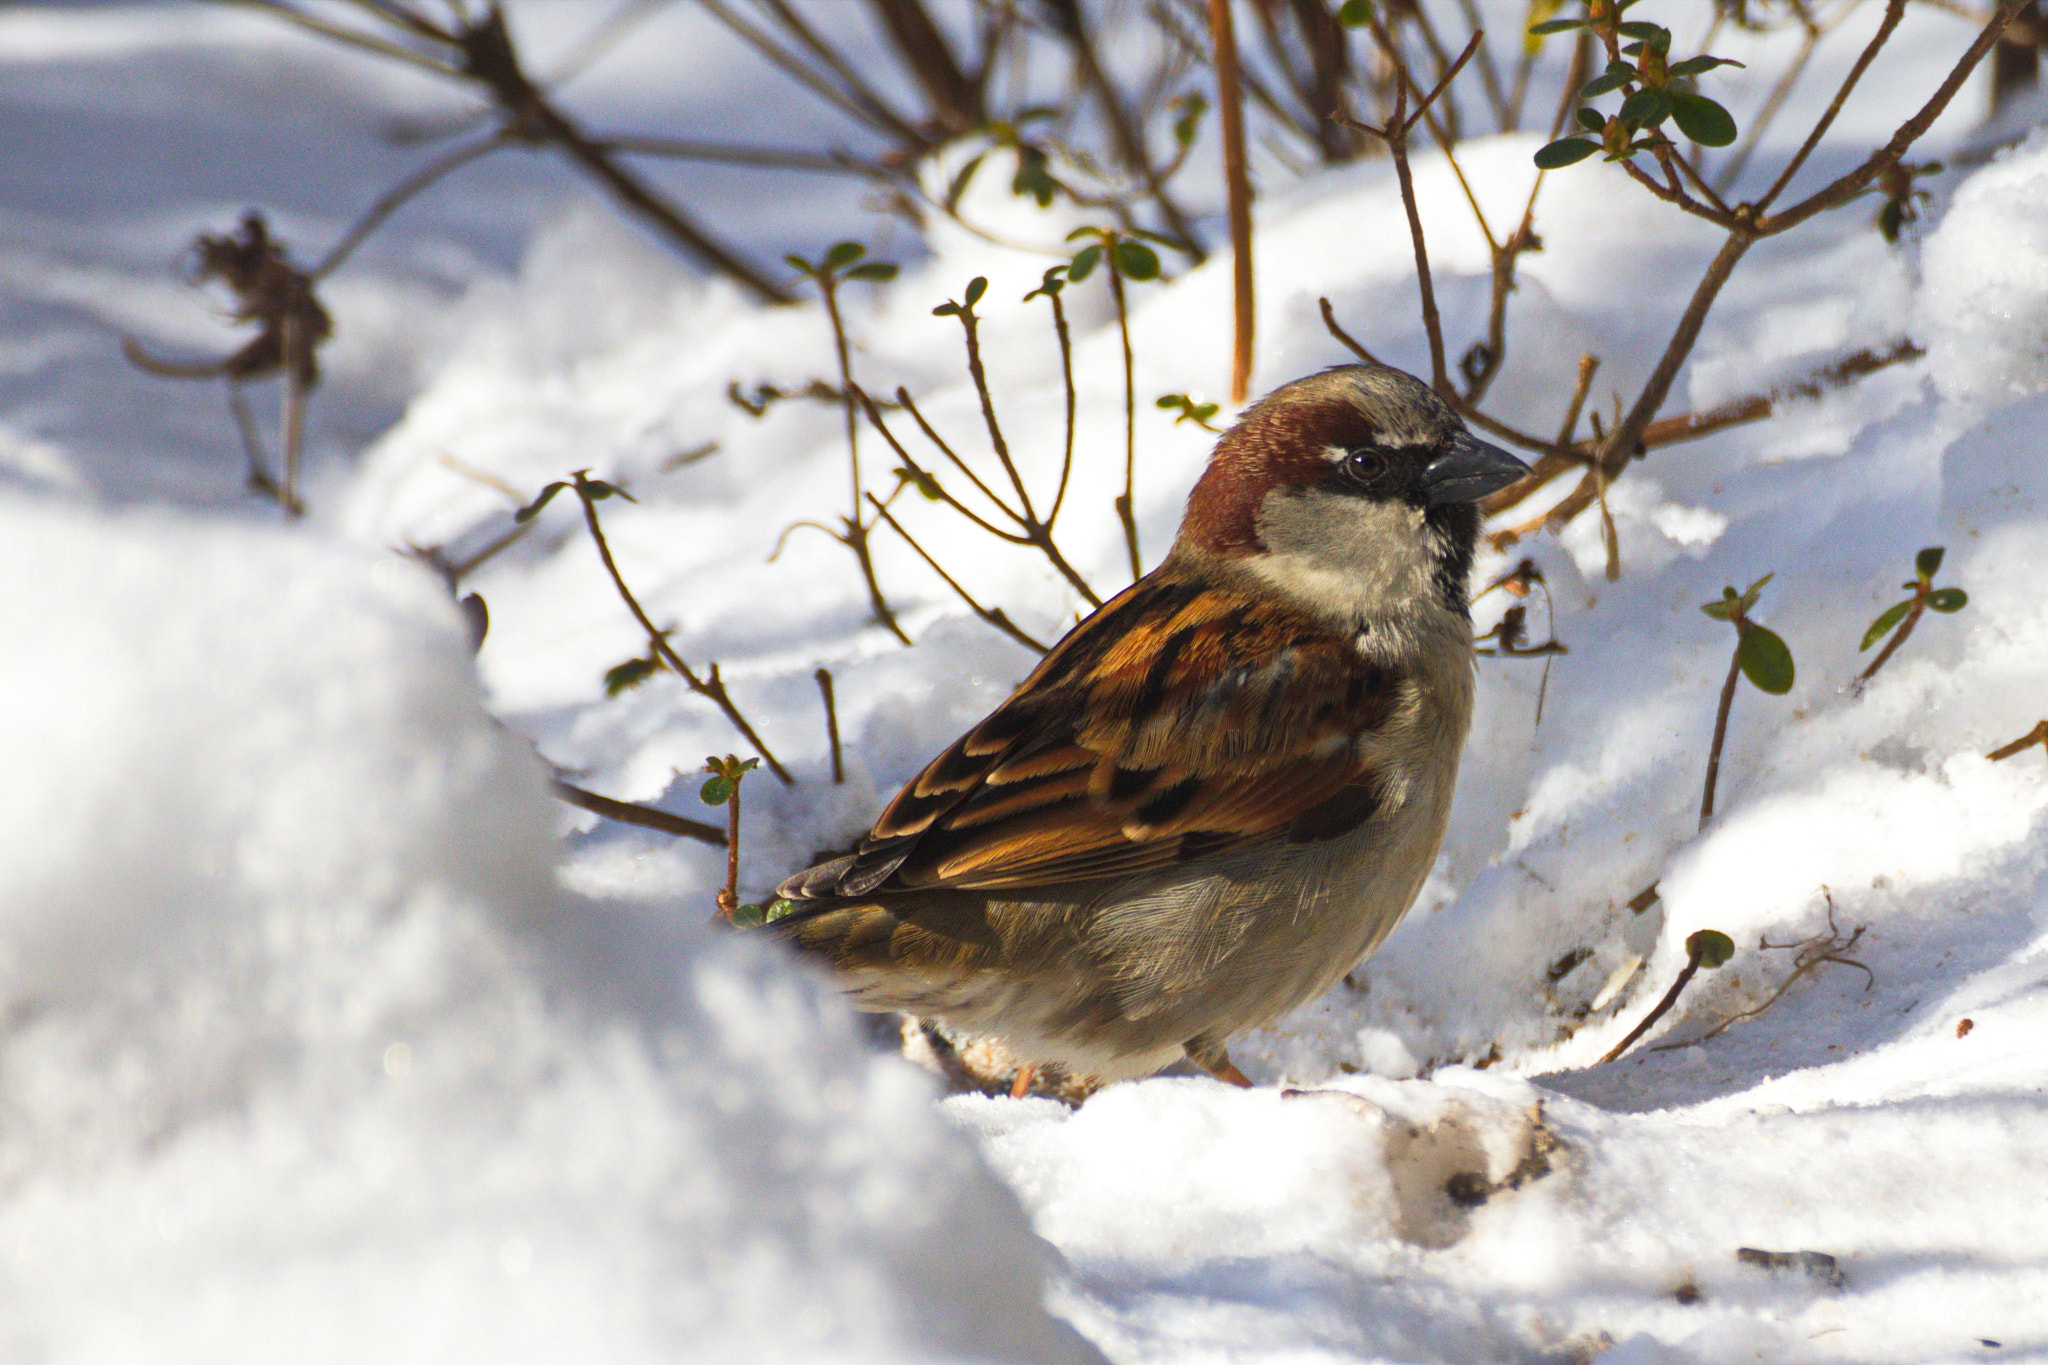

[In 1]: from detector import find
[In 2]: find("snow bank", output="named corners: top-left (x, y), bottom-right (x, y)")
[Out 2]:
top-left (1922, 132), bottom-right (2048, 403)
top-left (0, 497), bottom-right (1097, 1364)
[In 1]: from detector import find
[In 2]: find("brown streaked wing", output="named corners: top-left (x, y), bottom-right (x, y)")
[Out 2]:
top-left (823, 566), bottom-right (1402, 898)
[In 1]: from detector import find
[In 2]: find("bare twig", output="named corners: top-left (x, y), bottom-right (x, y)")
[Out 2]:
top-left (1988, 721), bottom-right (2048, 762)
top-left (814, 667), bottom-right (845, 784)
top-left (570, 472), bottom-right (793, 783)
top-left (1210, 0), bottom-right (1255, 403)
top-left (550, 778), bottom-right (727, 845)
top-left (867, 494), bottom-right (1051, 653)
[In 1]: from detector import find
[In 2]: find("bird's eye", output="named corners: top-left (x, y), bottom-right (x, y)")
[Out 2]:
top-left (1343, 448), bottom-right (1388, 483)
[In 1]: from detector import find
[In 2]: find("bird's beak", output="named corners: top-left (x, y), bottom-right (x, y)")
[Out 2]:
top-left (1423, 430), bottom-right (1530, 506)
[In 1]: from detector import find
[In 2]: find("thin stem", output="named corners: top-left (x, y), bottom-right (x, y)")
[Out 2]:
top-left (1601, 229), bottom-right (1756, 478)
top-left (279, 311), bottom-right (306, 519)
top-left (315, 132), bottom-right (508, 278)
top-left (720, 774), bottom-right (742, 921)
top-left (820, 276), bottom-right (910, 645)
top-left (1701, 645), bottom-right (1743, 829)
top-left (1210, 0), bottom-right (1255, 402)
top-left (1854, 594), bottom-right (1925, 689)
top-left (1757, 0), bottom-right (1908, 212)
top-left (572, 476), bottom-right (793, 783)
top-left (1759, 0), bottom-right (2022, 234)
top-left (1988, 721), bottom-right (2048, 761)
top-left (956, 305), bottom-right (1037, 522)
top-left (549, 778), bottom-right (726, 845)
top-left (868, 495), bottom-right (1050, 653)
top-left (1046, 289), bottom-right (1079, 526)
top-left (1110, 259), bottom-right (1142, 580)
top-left (1600, 937), bottom-right (1710, 1063)
top-left (814, 668), bottom-right (845, 784)
top-left (1318, 296), bottom-right (1382, 365)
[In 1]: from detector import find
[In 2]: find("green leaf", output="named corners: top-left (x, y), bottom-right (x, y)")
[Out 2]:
top-left (823, 241), bottom-right (865, 271)
top-left (1669, 92), bottom-right (1738, 147)
top-left (932, 301), bottom-right (960, 317)
top-left (1023, 265), bottom-right (1067, 301)
top-left (762, 898), bottom-right (798, 924)
top-left (1861, 599), bottom-right (1913, 650)
top-left (1011, 146), bottom-right (1056, 206)
top-left (895, 465), bottom-right (942, 500)
top-left (1170, 91), bottom-right (1208, 147)
top-left (735, 757), bottom-right (760, 775)
top-left (1068, 244), bottom-right (1102, 281)
top-left (1582, 68), bottom-right (1632, 98)
top-left (1736, 572), bottom-right (1774, 615)
top-left (846, 261), bottom-right (898, 282)
top-left (1617, 21), bottom-right (1667, 40)
top-left (1928, 587), bottom-right (1968, 613)
top-left (1113, 240), bottom-right (1161, 281)
top-left (1576, 106), bottom-right (1606, 132)
top-left (1878, 198), bottom-right (1905, 244)
top-left (513, 481), bottom-right (566, 523)
top-left (1337, 0), bottom-right (1373, 26)
top-left (1700, 598), bottom-right (1733, 621)
top-left (700, 775), bottom-right (732, 806)
top-left (1529, 17), bottom-right (1586, 34)
top-left (1619, 87), bottom-right (1673, 130)
top-left (1915, 545), bottom-right (1946, 578)
top-left (1687, 929), bottom-right (1736, 969)
top-left (604, 656), bottom-right (660, 696)
top-left (964, 276), bottom-right (988, 307)
top-left (942, 151), bottom-right (985, 209)
top-left (1668, 54), bottom-right (1744, 78)
top-left (784, 253), bottom-right (813, 276)
top-left (1737, 622), bottom-right (1796, 695)
top-left (1534, 137), bottom-right (1600, 169)
top-left (728, 902), bottom-right (766, 928)
top-left (582, 478), bottom-right (634, 502)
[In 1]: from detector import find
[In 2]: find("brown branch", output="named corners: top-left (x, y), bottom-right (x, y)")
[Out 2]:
top-left (1759, 0), bottom-right (2023, 234)
top-left (571, 474), bottom-right (793, 784)
top-left (315, 131), bottom-right (508, 278)
top-left (814, 668), bottom-right (845, 784)
top-left (550, 778), bottom-right (727, 845)
top-left (867, 494), bottom-right (1051, 654)
top-left (1757, 0), bottom-right (1910, 213)
top-left (1211, 0), bottom-right (1255, 403)
top-left (1318, 296), bottom-right (1382, 365)
top-left (1988, 721), bottom-right (2048, 761)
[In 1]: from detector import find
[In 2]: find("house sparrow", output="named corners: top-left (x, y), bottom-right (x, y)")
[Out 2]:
top-left (773, 363), bottom-right (1527, 1085)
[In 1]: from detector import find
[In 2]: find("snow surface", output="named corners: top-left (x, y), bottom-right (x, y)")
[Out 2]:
top-left (6, 3), bottom-right (2048, 1362)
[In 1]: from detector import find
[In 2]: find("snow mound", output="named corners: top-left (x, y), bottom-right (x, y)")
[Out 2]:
top-left (0, 496), bottom-right (1098, 1365)
top-left (1921, 131), bottom-right (2048, 402)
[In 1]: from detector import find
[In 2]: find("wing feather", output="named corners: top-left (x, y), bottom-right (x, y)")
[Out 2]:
top-left (792, 564), bottom-right (1407, 901)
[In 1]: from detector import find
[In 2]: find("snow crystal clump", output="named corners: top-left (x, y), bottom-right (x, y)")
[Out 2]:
top-left (0, 496), bottom-right (1098, 1365)
top-left (1920, 131), bottom-right (2048, 403)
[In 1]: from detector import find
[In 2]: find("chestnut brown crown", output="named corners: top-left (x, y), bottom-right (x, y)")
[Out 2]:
top-left (1178, 364), bottom-right (1525, 558)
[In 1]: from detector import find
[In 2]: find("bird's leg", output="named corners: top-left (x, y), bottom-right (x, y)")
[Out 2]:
top-left (1009, 1063), bottom-right (1038, 1099)
top-left (1185, 1037), bottom-right (1254, 1088)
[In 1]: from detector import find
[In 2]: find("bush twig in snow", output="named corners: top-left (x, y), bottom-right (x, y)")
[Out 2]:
top-left (1207, 0), bottom-right (1255, 403)
top-left (1853, 546), bottom-right (1969, 693)
top-left (1699, 575), bottom-right (1796, 829)
top-left (1988, 722), bottom-right (2048, 764)
top-left (700, 755), bottom-right (760, 921)
top-left (786, 242), bottom-right (912, 646)
top-left (550, 779), bottom-right (726, 847)
top-left (517, 472), bottom-right (794, 785)
top-left (1598, 929), bottom-right (1735, 1064)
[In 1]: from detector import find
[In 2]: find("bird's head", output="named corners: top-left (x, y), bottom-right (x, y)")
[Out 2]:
top-left (1176, 364), bottom-right (1528, 624)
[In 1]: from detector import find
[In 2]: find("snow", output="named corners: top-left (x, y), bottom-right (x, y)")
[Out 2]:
top-left (6, 3), bottom-right (2048, 1362)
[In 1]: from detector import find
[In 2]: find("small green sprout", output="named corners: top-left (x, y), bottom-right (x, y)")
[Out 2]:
top-left (1854, 546), bottom-right (1966, 692)
top-left (701, 754), bottom-right (761, 923)
top-left (1700, 574), bottom-right (1795, 828)
top-left (1156, 393), bottom-right (1221, 431)
top-left (1599, 928), bottom-right (1736, 1063)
